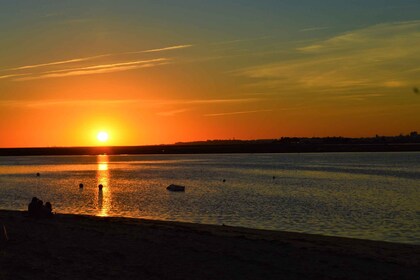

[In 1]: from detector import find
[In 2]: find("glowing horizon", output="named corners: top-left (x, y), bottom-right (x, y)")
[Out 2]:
top-left (1, 1), bottom-right (419, 148)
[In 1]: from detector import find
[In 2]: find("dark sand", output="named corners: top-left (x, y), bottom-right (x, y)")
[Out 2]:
top-left (0, 210), bottom-right (419, 280)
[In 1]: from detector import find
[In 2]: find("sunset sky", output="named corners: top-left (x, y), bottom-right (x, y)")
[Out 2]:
top-left (1, 0), bottom-right (419, 147)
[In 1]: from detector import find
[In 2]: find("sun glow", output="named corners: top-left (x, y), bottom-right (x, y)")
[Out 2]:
top-left (97, 131), bottom-right (109, 142)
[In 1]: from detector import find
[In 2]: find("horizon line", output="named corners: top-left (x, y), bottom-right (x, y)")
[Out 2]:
top-left (0, 132), bottom-right (418, 150)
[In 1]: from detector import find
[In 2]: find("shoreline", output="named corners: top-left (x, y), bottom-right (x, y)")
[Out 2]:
top-left (1, 210), bottom-right (419, 279)
top-left (1, 143), bottom-right (419, 156)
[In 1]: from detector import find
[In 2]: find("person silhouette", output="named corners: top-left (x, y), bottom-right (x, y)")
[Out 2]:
top-left (28, 197), bottom-right (54, 218)
top-left (44, 202), bottom-right (53, 217)
top-left (28, 197), bottom-right (39, 217)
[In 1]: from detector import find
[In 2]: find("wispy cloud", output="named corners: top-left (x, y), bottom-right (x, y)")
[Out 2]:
top-left (296, 20), bottom-right (420, 54)
top-left (6, 56), bottom-right (107, 71)
top-left (3, 44), bottom-right (192, 73)
top-left (300, 26), bottom-right (329, 32)
top-left (43, 58), bottom-right (167, 73)
top-left (0, 97), bottom-right (260, 108)
top-left (327, 93), bottom-right (387, 101)
top-left (204, 109), bottom-right (272, 117)
top-left (211, 36), bottom-right (273, 46)
top-left (237, 20), bottom-right (420, 95)
top-left (157, 109), bottom-right (189, 116)
top-left (161, 98), bottom-right (260, 105)
top-left (0, 73), bottom-right (28, 79)
top-left (14, 58), bottom-right (169, 81)
top-left (140, 45), bottom-right (193, 53)
top-left (0, 99), bottom-right (141, 108)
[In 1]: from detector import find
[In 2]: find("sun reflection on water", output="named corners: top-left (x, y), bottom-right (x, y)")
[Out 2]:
top-left (96, 155), bottom-right (111, 217)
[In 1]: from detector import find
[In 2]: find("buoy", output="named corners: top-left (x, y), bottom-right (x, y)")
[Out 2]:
top-left (222, 179), bottom-right (226, 182)
top-left (79, 183), bottom-right (84, 188)
top-left (273, 176), bottom-right (276, 180)
top-left (98, 184), bottom-right (103, 190)
top-left (166, 184), bottom-right (185, 192)
top-left (36, 173), bottom-right (40, 177)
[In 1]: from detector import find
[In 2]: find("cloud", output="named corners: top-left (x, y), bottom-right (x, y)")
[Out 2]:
top-left (3, 44), bottom-right (192, 72)
top-left (0, 99), bottom-right (142, 108)
top-left (300, 27), bottom-right (329, 32)
top-left (0, 97), bottom-right (260, 108)
top-left (178, 98), bottom-right (259, 105)
top-left (204, 109), bottom-right (272, 117)
top-left (384, 81), bottom-right (406, 88)
top-left (0, 73), bottom-right (28, 79)
top-left (211, 36), bottom-right (273, 46)
top-left (237, 20), bottom-right (420, 95)
top-left (157, 109), bottom-right (189, 116)
top-left (8, 58), bottom-right (95, 71)
top-left (45, 58), bottom-right (168, 73)
top-left (154, 98), bottom-right (261, 106)
top-left (297, 21), bottom-right (420, 54)
top-left (140, 45), bottom-right (193, 53)
top-left (6, 56), bottom-right (108, 71)
top-left (327, 93), bottom-right (387, 101)
top-left (14, 58), bottom-right (170, 81)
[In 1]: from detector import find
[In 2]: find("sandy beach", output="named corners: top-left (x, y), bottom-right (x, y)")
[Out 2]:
top-left (0, 210), bottom-right (419, 280)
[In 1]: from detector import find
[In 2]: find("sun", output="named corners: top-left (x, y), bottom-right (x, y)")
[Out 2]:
top-left (97, 131), bottom-right (109, 142)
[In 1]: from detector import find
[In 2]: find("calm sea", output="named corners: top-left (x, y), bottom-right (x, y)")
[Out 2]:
top-left (0, 152), bottom-right (419, 244)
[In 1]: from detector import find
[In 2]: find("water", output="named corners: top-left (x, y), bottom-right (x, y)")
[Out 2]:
top-left (0, 152), bottom-right (419, 244)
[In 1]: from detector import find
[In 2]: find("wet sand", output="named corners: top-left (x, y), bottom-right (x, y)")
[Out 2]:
top-left (0, 210), bottom-right (419, 279)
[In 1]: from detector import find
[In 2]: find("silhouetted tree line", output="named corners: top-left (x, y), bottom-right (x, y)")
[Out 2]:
top-left (277, 132), bottom-right (419, 145)
top-left (175, 131), bottom-right (420, 146)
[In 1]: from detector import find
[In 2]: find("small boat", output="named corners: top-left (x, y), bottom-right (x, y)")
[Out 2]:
top-left (166, 184), bottom-right (185, 192)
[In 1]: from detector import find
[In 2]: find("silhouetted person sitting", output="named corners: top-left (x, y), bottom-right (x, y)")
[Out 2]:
top-left (27, 198), bottom-right (54, 218)
top-left (44, 202), bottom-right (53, 217)
top-left (36, 199), bottom-right (44, 216)
top-left (28, 197), bottom-right (39, 217)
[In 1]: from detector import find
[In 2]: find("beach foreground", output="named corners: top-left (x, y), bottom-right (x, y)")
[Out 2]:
top-left (0, 210), bottom-right (419, 280)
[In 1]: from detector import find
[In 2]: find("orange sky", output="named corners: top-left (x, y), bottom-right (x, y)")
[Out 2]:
top-left (1, 1), bottom-right (419, 147)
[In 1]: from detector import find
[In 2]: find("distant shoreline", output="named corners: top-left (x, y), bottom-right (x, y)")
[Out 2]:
top-left (0, 143), bottom-right (419, 156)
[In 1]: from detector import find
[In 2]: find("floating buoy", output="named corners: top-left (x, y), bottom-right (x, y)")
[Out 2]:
top-left (222, 179), bottom-right (226, 183)
top-left (79, 183), bottom-right (84, 188)
top-left (36, 173), bottom-right (40, 177)
top-left (166, 184), bottom-right (185, 192)
top-left (98, 184), bottom-right (103, 190)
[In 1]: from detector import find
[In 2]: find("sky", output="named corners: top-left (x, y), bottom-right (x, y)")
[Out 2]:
top-left (1, 0), bottom-right (419, 147)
